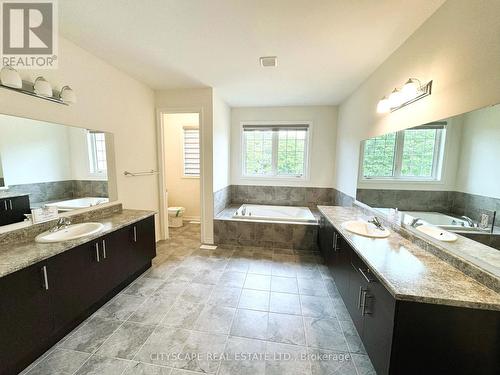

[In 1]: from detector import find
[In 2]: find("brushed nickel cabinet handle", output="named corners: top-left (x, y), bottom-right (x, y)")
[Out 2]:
top-left (133, 226), bottom-right (137, 242)
top-left (358, 286), bottom-right (364, 309)
top-left (358, 267), bottom-right (374, 283)
top-left (41, 266), bottom-right (49, 290)
top-left (3, 201), bottom-right (7, 210)
top-left (102, 239), bottom-right (107, 259)
top-left (95, 242), bottom-right (100, 262)
top-left (8, 200), bottom-right (12, 210)
top-left (362, 292), bottom-right (373, 316)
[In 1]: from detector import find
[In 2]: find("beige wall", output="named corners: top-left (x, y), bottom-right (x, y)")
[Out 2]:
top-left (230, 106), bottom-right (337, 187)
top-left (163, 113), bottom-right (200, 219)
top-left (335, 0), bottom-right (500, 198)
top-left (0, 37), bottom-right (158, 233)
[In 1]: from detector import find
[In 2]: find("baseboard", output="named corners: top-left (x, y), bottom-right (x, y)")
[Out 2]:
top-left (183, 216), bottom-right (200, 222)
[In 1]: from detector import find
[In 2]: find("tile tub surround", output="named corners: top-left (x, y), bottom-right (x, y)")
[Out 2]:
top-left (357, 188), bottom-right (499, 226)
top-left (21, 223), bottom-right (375, 375)
top-left (214, 206), bottom-right (319, 250)
top-left (1, 180), bottom-right (109, 205)
top-left (214, 185), bottom-right (231, 214)
top-left (0, 205), bottom-right (155, 278)
top-left (214, 185), bottom-right (355, 217)
top-left (318, 205), bottom-right (500, 311)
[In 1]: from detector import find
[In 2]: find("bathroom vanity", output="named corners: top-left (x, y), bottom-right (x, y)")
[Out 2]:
top-left (318, 206), bottom-right (500, 375)
top-left (0, 208), bottom-right (156, 375)
top-left (0, 193), bottom-right (30, 226)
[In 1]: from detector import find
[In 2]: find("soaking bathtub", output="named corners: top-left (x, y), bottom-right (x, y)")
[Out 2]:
top-left (44, 197), bottom-right (109, 211)
top-left (233, 204), bottom-right (317, 223)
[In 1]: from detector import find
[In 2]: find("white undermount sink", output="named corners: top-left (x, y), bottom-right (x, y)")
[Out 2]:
top-left (35, 222), bottom-right (104, 243)
top-left (341, 220), bottom-right (390, 238)
top-left (416, 225), bottom-right (458, 242)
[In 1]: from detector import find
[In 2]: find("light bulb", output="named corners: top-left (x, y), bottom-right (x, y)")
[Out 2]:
top-left (388, 88), bottom-right (402, 108)
top-left (377, 97), bottom-right (390, 113)
top-left (33, 77), bottom-right (53, 97)
top-left (0, 65), bottom-right (22, 88)
top-left (401, 78), bottom-right (419, 100)
top-left (60, 86), bottom-right (76, 103)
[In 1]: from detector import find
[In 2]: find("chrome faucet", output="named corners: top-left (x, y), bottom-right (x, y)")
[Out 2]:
top-left (368, 217), bottom-right (384, 230)
top-left (241, 207), bottom-right (246, 216)
top-left (461, 216), bottom-right (476, 227)
top-left (410, 217), bottom-right (424, 227)
top-left (51, 217), bottom-right (72, 232)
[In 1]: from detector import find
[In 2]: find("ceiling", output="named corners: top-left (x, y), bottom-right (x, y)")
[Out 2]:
top-left (59, 0), bottom-right (445, 107)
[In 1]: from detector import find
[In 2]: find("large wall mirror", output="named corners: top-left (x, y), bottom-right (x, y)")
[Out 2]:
top-left (0, 114), bottom-right (117, 227)
top-left (357, 103), bottom-right (500, 251)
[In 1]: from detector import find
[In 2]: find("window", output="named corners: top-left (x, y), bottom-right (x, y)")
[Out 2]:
top-left (183, 126), bottom-right (200, 177)
top-left (87, 131), bottom-right (107, 175)
top-left (242, 123), bottom-right (309, 178)
top-left (361, 123), bottom-right (446, 180)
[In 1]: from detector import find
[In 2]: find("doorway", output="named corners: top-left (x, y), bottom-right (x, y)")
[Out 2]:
top-left (158, 111), bottom-right (202, 241)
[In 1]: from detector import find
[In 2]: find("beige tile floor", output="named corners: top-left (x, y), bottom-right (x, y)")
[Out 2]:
top-left (21, 223), bottom-right (376, 375)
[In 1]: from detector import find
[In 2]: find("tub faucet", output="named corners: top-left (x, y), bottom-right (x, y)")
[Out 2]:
top-left (241, 207), bottom-right (246, 216)
top-left (410, 217), bottom-right (423, 227)
top-left (368, 217), bottom-right (384, 230)
top-left (461, 216), bottom-right (476, 227)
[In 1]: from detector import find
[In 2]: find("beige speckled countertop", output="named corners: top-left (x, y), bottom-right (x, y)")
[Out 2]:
top-left (318, 206), bottom-right (500, 311)
top-left (0, 209), bottom-right (155, 278)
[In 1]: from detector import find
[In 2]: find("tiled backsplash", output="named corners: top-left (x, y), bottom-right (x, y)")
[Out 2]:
top-left (1, 180), bottom-right (108, 204)
top-left (214, 184), bottom-right (355, 214)
top-left (356, 189), bottom-right (498, 226)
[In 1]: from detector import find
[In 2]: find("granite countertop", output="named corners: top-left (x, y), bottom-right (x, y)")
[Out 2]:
top-left (0, 209), bottom-right (155, 278)
top-left (318, 205), bottom-right (500, 311)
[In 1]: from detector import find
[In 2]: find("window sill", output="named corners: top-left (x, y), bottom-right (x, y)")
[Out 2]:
top-left (240, 175), bottom-right (309, 183)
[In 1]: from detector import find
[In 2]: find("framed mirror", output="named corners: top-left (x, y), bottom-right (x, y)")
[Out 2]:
top-left (0, 114), bottom-right (117, 227)
top-left (357, 103), bottom-right (500, 251)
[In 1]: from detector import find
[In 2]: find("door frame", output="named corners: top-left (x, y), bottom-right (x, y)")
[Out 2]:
top-left (156, 107), bottom-right (204, 241)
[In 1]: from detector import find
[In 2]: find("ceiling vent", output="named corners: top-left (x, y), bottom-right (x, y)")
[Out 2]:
top-left (260, 56), bottom-right (278, 67)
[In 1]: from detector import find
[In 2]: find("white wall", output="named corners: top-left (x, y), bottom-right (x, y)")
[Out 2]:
top-left (155, 88), bottom-right (214, 243)
top-left (0, 37), bottom-right (158, 236)
top-left (212, 91), bottom-right (231, 192)
top-left (163, 113), bottom-right (200, 219)
top-left (0, 115), bottom-right (72, 185)
top-left (335, 0), bottom-right (500, 198)
top-left (230, 106), bottom-right (337, 187)
top-left (456, 104), bottom-right (500, 199)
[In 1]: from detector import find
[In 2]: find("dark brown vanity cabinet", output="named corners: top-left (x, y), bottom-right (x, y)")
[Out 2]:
top-left (0, 195), bottom-right (30, 226)
top-left (318, 212), bottom-right (499, 375)
top-left (0, 216), bottom-right (156, 375)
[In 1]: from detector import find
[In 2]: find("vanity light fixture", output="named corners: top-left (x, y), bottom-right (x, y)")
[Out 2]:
top-left (59, 86), bottom-right (77, 104)
top-left (377, 78), bottom-right (433, 113)
top-left (33, 76), bottom-right (53, 97)
top-left (0, 65), bottom-right (22, 89)
top-left (0, 65), bottom-right (75, 105)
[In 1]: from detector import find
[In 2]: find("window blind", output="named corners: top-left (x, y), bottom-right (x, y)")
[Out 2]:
top-left (183, 127), bottom-right (200, 177)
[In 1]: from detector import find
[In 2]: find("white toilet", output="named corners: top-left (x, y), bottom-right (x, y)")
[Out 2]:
top-left (168, 206), bottom-right (185, 227)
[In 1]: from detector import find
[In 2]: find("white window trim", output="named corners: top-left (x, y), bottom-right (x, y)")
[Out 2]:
top-left (182, 125), bottom-right (200, 178)
top-left (359, 127), bottom-right (446, 183)
top-left (239, 121), bottom-right (312, 182)
top-left (86, 131), bottom-right (108, 179)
